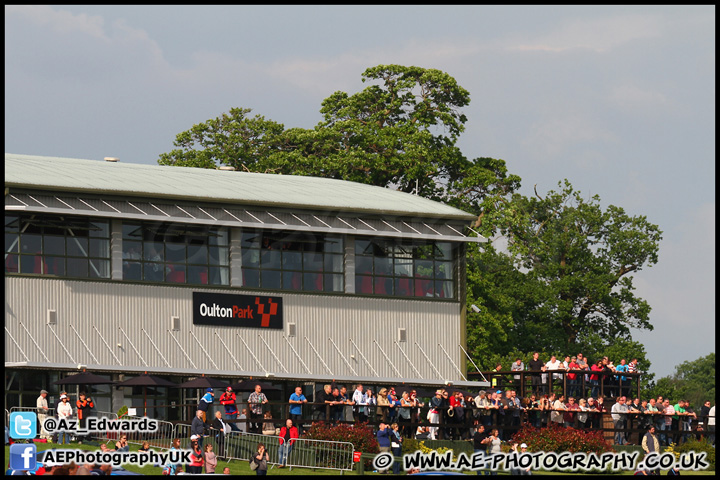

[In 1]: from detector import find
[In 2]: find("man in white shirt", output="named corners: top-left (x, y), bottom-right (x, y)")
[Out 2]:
top-left (707, 404), bottom-right (715, 445)
top-left (352, 384), bottom-right (367, 422)
top-left (36, 389), bottom-right (52, 441)
top-left (545, 355), bottom-right (563, 392)
top-left (611, 396), bottom-right (629, 445)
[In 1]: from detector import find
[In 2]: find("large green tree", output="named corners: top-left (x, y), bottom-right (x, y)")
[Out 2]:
top-left (158, 64), bottom-right (662, 377)
top-left (644, 353), bottom-right (715, 409)
top-left (466, 180), bottom-right (662, 363)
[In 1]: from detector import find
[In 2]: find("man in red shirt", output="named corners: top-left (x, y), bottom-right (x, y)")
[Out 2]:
top-left (277, 419), bottom-right (299, 467)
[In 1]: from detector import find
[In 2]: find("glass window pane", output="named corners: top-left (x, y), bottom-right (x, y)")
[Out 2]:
top-left (242, 268), bottom-right (260, 287)
top-left (374, 276), bottom-right (392, 295)
top-left (213, 228), bottom-right (229, 246)
top-left (46, 256), bottom-right (65, 276)
top-left (261, 270), bottom-right (281, 290)
top-left (303, 252), bottom-right (323, 272)
top-left (356, 256), bottom-right (372, 274)
top-left (241, 231), bottom-right (261, 248)
top-left (188, 265), bottom-right (208, 285)
top-left (124, 261), bottom-right (142, 281)
top-left (144, 242), bottom-right (164, 262)
top-left (167, 265), bottom-right (186, 283)
top-left (415, 259), bottom-right (433, 277)
top-left (67, 236), bottom-right (89, 257)
top-left (282, 251), bottom-right (302, 270)
top-left (188, 243), bottom-right (208, 264)
top-left (89, 238), bottom-right (110, 258)
top-left (21, 219), bottom-right (42, 235)
top-left (123, 223), bottom-right (143, 240)
top-left (261, 250), bottom-right (281, 268)
top-left (89, 220), bottom-right (110, 238)
top-left (5, 215), bottom-right (19, 232)
top-left (89, 259), bottom-right (110, 279)
top-left (43, 235), bottom-right (65, 256)
top-left (144, 262), bottom-right (165, 282)
top-left (22, 234), bottom-right (42, 253)
top-left (355, 275), bottom-right (373, 294)
top-left (435, 280), bottom-right (453, 298)
top-left (6, 233), bottom-right (19, 253)
top-left (324, 236), bottom-right (343, 253)
top-left (303, 272), bottom-right (323, 292)
top-left (355, 239), bottom-right (370, 255)
top-left (123, 241), bottom-right (142, 261)
top-left (435, 261), bottom-right (453, 280)
top-left (395, 277), bottom-right (414, 296)
top-left (165, 242), bottom-right (185, 263)
top-left (5, 254), bottom-right (18, 273)
top-left (283, 271), bottom-right (302, 291)
top-left (394, 257), bottom-right (413, 276)
top-left (324, 254), bottom-right (343, 273)
top-left (209, 266), bottom-right (229, 286)
top-left (374, 256), bottom-right (392, 275)
top-left (324, 274), bottom-right (343, 292)
top-left (435, 242), bottom-right (454, 260)
top-left (241, 248), bottom-right (259, 268)
top-left (67, 258), bottom-right (89, 277)
top-left (414, 276), bottom-right (434, 297)
top-left (20, 255), bottom-right (38, 274)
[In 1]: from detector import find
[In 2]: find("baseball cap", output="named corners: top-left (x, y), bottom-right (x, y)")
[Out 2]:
top-left (206, 388), bottom-right (213, 392)
top-left (226, 386), bottom-right (232, 391)
top-left (60, 394), bottom-right (68, 399)
top-left (496, 390), bottom-right (503, 394)
top-left (520, 443), bottom-right (528, 448)
top-left (40, 389), bottom-right (48, 394)
top-left (191, 435), bottom-right (199, 440)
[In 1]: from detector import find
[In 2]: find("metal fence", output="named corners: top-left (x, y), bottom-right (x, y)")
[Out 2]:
top-left (99, 414), bottom-right (175, 450)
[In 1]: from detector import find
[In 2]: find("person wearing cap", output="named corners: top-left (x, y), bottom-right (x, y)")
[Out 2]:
top-left (36, 389), bottom-right (52, 441)
top-left (57, 393), bottom-right (73, 445)
top-left (510, 443), bottom-right (532, 475)
top-left (187, 435), bottom-right (204, 474)
top-left (475, 390), bottom-right (492, 428)
top-left (376, 422), bottom-right (392, 473)
top-left (219, 386), bottom-right (240, 432)
top-left (197, 388), bottom-right (214, 423)
top-left (428, 389), bottom-right (444, 440)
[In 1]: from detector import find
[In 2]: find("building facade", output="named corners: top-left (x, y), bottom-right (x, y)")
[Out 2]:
top-left (5, 153), bottom-right (488, 416)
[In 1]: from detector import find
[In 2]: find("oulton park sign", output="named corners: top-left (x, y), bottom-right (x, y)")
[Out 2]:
top-left (192, 291), bottom-right (283, 329)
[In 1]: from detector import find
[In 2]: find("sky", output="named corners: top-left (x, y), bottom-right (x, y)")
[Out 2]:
top-left (5, 5), bottom-right (715, 380)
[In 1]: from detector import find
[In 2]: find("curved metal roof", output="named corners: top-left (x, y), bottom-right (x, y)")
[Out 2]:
top-left (5, 153), bottom-right (475, 220)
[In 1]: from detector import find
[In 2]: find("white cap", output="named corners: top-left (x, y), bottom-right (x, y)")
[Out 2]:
top-left (520, 443), bottom-right (528, 448)
top-left (60, 394), bottom-right (68, 399)
top-left (190, 435), bottom-right (199, 440)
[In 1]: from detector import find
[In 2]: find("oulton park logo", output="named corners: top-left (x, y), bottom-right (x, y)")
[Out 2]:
top-left (193, 292), bottom-right (283, 329)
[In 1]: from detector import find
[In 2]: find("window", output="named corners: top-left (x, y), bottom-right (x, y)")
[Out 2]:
top-left (354, 238), bottom-right (456, 298)
top-left (122, 222), bottom-right (229, 285)
top-left (5, 214), bottom-right (110, 279)
top-left (241, 230), bottom-right (343, 293)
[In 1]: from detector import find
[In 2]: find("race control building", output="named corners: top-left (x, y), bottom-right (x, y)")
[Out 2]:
top-left (5, 153), bottom-right (489, 416)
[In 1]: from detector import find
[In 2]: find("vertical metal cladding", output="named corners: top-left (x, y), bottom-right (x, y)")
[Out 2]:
top-left (5, 276), bottom-right (462, 382)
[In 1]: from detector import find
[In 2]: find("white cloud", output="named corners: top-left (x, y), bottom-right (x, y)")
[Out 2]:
top-left (506, 13), bottom-right (664, 53)
top-left (522, 114), bottom-right (618, 159)
top-left (6, 5), bottom-right (107, 39)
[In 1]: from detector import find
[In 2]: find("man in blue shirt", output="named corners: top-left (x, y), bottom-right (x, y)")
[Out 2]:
top-left (376, 422), bottom-right (392, 474)
top-left (289, 386), bottom-right (307, 433)
top-left (615, 359), bottom-right (630, 398)
top-left (198, 388), bottom-right (214, 423)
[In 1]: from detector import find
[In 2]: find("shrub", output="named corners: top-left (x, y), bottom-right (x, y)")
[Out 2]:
top-left (302, 421), bottom-right (379, 468)
top-left (666, 439), bottom-right (715, 472)
top-left (512, 423), bottom-right (614, 455)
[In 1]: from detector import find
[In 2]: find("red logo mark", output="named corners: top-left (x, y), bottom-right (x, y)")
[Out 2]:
top-left (255, 297), bottom-right (278, 327)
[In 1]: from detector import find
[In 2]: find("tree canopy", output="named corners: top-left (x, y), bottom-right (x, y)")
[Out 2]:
top-left (158, 63), bottom-right (664, 377)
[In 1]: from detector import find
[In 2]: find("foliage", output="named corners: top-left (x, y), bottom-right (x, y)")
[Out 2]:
top-left (666, 439), bottom-right (715, 472)
top-left (401, 437), bottom-right (454, 458)
top-left (644, 353), bottom-right (715, 410)
top-left (466, 180), bottom-right (662, 367)
top-left (117, 405), bottom-right (128, 418)
top-left (511, 423), bottom-right (613, 456)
